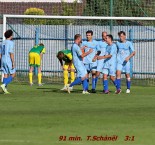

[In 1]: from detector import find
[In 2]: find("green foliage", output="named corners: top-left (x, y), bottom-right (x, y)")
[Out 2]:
top-left (47, 0), bottom-right (77, 25)
top-left (24, 7), bottom-right (46, 25)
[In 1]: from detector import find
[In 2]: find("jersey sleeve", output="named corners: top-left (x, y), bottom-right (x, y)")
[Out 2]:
top-left (66, 53), bottom-right (72, 60)
top-left (76, 45), bottom-right (82, 56)
top-left (129, 42), bottom-right (134, 52)
top-left (9, 42), bottom-right (14, 53)
top-left (41, 48), bottom-right (46, 54)
top-left (96, 41), bottom-right (101, 51)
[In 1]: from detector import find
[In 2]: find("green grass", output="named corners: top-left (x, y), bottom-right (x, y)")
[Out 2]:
top-left (0, 83), bottom-right (155, 145)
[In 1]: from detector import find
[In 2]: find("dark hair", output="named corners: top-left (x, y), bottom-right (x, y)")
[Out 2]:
top-left (39, 43), bottom-right (44, 46)
top-left (118, 31), bottom-right (126, 36)
top-left (57, 51), bottom-right (64, 57)
top-left (107, 34), bottom-right (113, 41)
top-left (74, 34), bottom-right (81, 40)
top-left (86, 30), bottom-right (93, 35)
top-left (4, 29), bottom-right (13, 39)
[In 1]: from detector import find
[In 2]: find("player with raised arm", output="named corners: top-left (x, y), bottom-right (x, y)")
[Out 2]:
top-left (97, 34), bottom-right (118, 94)
top-left (28, 43), bottom-right (45, 86)
top-left (82, 30), bottom-right (100, 93)
top-left (94, 31), bottom-right (108, 89)
top-left (116, 31), bottom-right (136, 94)
top-left (57, 49), bottom-right (75, 91)
top-left (0, 30), bottom-right (16, 94)
top-left (66, 34), bottom-right (93, 94)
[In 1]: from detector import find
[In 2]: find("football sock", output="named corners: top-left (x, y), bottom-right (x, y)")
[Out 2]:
top-left (92, 78), bottom-right (96, 90)
top-left (29, 73), bottom-right (33, 84)
top-left (70, 71), bottom-right (75, 83)
top-left (82, 78), bottom-right (88, 91)
top-left (103, 80), bottom-right (108, 92)
top-left (5, 76), bottom-right (13, 86)
top-left (126, 78), bottom-right (131, 89)
top-left (95, 77), bottom-right (98, 88)
top-left (116, 79), bottom-right (121, 90)
top-left (69, 77), bottom-right (81, 87)
top-left (63, 70), bottom-right (68, 86)
top-left (38, 73), bottom-right (42, 84)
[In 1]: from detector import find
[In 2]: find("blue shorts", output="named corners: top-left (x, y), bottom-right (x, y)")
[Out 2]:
top-left (75, 64), bottom-right (87, 78)
top-left (84, 61), bottom-right (97, 73)
top-left (2, 63), bottom-right (16, 75)
top-left (96, 60), bottom-right (104, 72)
top-left (102, 65), bottom-right (116, 76)
top-left (117, 61), bottom-right (130, 74)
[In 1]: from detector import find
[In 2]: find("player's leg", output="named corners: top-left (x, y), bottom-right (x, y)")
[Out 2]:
top-left (29, 53), bottom-right (35, 85)
top-left (125, 62), bottom-right (131, 93)
top-left (91, 62), bottom-right (97, 93)
top-left (84, 64), bottom-right (90, 91)
top-left (37, 66), bottom-right (43, 86)
top-left (29, 66), bottom-right (34, 85)
top-left (102, 68), bottom-right (109, 94)
top-left (60, 63), bottom-right (69, 90)
top-left (70, 63), bottom-right (75, 84)
top-left (116, 63), bottom-right (123, 92)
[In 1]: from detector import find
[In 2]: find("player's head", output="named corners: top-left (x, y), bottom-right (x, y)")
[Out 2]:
top-left (86, 30), bottom-right (93, 41)
top-left (106, 34), bottom-right (113, 44)
top-left (118, 31), bottom-right (126, 42)
top-left (4, 29), bottom-right (13, 39)
top-left (57, 51), bottom-right (64, 60)
top-left (74, 34), bottom-right (82, 44)
top-left (102, 31), bottom-right (107, 41)
top-left (39, 43), bottom-right (44, 46)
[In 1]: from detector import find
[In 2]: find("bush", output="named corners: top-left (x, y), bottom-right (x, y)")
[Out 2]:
top-left (24, 7), bottom-right (46, 25)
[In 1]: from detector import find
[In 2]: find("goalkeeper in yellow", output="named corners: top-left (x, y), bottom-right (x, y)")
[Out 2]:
top-left (57, 49), bottom-right (75, 90)
top-left (28, 43), bottom-right (45, 86)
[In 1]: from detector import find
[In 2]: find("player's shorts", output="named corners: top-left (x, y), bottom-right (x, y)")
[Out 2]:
top-left (102, 65), bottom-right (116, 76)
top-left (63, 62), bottom-right (75, 70)
top-left (74, 63), bottom-right (87, 78)
top-left (96, 60), bottom-right (104, 72)
top-left (117, 61), bottom-right (130, 74)
top-left (1, 63), bottom-right (16, 74)
top-left (84, 61), bottom-right (97, 73)
top-left (29, 52), bottom-right (41, 67)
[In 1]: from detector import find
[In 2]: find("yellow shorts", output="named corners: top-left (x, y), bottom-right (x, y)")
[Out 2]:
top-left (63, 62), bottom-right (75, 70)
top-left (29, 52), bottom-right (41, 67)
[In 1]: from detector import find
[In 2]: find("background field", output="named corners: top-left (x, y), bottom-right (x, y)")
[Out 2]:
top-left (0, 83), bottom-right (154, 145)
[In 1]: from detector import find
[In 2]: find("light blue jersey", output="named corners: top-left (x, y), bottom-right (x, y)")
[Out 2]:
top-left (97, 40), bottom-right (108, 72)
top-left (71, 43), bottom-right (87, 78)
top-left (116, 41), bottom-right (134, 73)
top-left (82, 40), bottom-right (100, 64)
top-left (0, 40), bottom-right (16, 74)
top-left (116, 41), bottom-right (134, 64)
top-left (103, 43), bottom-right (117, 76)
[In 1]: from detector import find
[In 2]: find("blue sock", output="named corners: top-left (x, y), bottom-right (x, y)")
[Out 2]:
top-left (126, 80), bottom-right (131, 89)
top-left (92, 78), bottom-right (96, 90)
top-left (82, 79), bottom-right (88, 91)
top-left (86, 79), bottom-right (89, 90)
top-left (3, 78), bottom-right (7, 85)
top-left (113, 79), bottom-right (118, 90)
top-left (117, 79), bottom-right (121, 90)
top-left (5, 76), bottom-right (13, 86)
top-left (95, 77), bottom-right (98, 88)
top-left (70, 77), bottom-right (81, 87)
top-left (103, 80), bottom-right (108, 92)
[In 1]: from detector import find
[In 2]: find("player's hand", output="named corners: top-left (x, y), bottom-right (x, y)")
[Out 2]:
top-left (61, 66), bottom-right (64, 70)
top-left (68, 67), bottom-right (71, 72)
top-left (81, 46), bottom-right (87, 49)
top-left (125, 57), bottom-right (130, 62)
top-left (89, 48), bottom-right (93, 53)
top-left (92, 55), bottom-right (98, 62)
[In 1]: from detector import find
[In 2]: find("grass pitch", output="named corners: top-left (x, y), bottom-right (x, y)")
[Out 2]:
top-left (0, 83), bottom-right (154, 145)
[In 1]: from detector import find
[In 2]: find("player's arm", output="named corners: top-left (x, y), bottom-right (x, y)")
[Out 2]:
top-left (97, 54), bottom-right (112, 60)
top-left (10, 53), bottom-right (15, 68)
top-left (81, 48), bottom-right (93, 58)
top-left (125, 42), bottom-right (136, 62)
top-left (40, 48), bottom-right (46, 60)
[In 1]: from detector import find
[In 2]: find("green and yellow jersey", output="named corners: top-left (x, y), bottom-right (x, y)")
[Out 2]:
top-left (29, 45), bottom-right (46, 55)
top-left (57, 49), bottom-right (72, 63)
